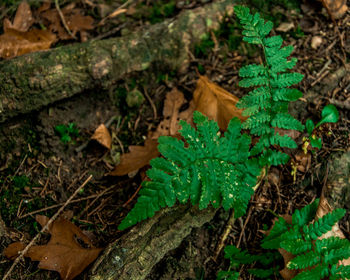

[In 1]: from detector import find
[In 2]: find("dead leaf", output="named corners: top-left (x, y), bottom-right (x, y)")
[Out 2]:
top-left (193, 76), bottom-right (246, 131)
top-left (0, 28), bottom-right (56, 59)
top-left (153, 88), bottom-right (195, 138)
top-left (321, 0), bottom-right (348, 19)
top-left (4, 215), bottom-right (102, 280)
top-left (0, 1), bottom-right (56, 58)
top-left (110, 138), bottom-right (160, 176)
top-left (3, 1), bottom-right (34, 32)
top-left (91, 124), bottom-right (112, 150)
top-left (294, 151), bottom-right (311, 173)
top-left (40, 4), bottom-right (94, 41)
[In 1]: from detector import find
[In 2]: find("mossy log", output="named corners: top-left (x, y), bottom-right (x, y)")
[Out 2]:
top-left (89, 205), bottom-right (217, 280)
top-left (0, 0), bottom-right (235, 123)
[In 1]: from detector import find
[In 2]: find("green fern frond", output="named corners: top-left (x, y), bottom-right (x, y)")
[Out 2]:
top-left (118, 112), bottom-right (260, 230)
top-left (272, 88), bottom-right (303, 102)
top-left (239, 76), bottom-right (269, 88)
top-left (234, 5), bottom-right (304, 166)
top-left (292, 265), bottom-right (329, 280)
top-left (269, 133), bottom-right (297, 148)
top-left (302, 208), bottom-right (346, 240)
top-left (248, 268), bottom-right (275, 278)
top-left (281, 239), bottom-right (313, 255)
top-left (261, 216), bottom-right (290, 249)
top-left (271, 113), bottom-right (304, 131)
top-left (239, 64), bottom-right (266, 77)
top-left (271, 73), bottom-right (304, 88)
top-left (288, 250), bottom-right (321, 269)
top-left (292, 199), bottom-right (319, 227)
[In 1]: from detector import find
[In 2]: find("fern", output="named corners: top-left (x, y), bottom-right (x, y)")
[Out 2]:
top-left (217, 246), bottom-right (281, 279)
top-left (234, 5), bottom-right (304, 166)
top-left (118, 112), bottom-right (260, 230)
top-left (219, 202), bottom-right (350, 280)
top-left (261, 200), bottom-right (350, 279)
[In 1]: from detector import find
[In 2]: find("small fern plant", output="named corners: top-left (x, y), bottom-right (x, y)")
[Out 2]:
top-left (234, 5), bottom-right (304, 167)
top-left (218, 200), bottom-right (350, 280)
top-left (217, 246), bottom-right (281, 280)
top-left (118, 112), bottom-right (260, 230)
top-left (262, 199), bottom-right (350, 280)
top-left (118, 6), bottom-right (306, 230)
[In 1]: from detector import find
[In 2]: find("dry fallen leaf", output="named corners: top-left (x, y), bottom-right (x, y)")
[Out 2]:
top-left (294, 151), bottom-right (311, 173)
top-left (4, 215), bottom-right (102, 280)
top-left (153, 88), bottom-right (195, 138)
top-left (3, 1), bottom-right (34, 32)
top-left (0, 1), bottom-right (56, 58)
top-left (321, 0), bottom-right (348, 19)
top-left (110, 138), bottom-right (160, 176)
top-left (0, 28), bottom-right (56, 59)
top-left (193, 76), bottom-right (246, 130)
top-left (40, 3), bottom-right (94, 41)
top-left (91, 124), bottom-right (112, 150)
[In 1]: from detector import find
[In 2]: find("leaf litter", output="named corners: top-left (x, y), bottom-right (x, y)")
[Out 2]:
top-left (4, 215), bottom-right (102, 280)
top-left (0, 0), bottom-right (94, 58)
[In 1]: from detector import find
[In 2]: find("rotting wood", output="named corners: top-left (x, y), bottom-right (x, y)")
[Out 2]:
top-left (0, 0), bottom-right (235, 123)
top-left (322, 151), bottom-right (350, 210)
top-left (89, 205), bottom-right (217, 280)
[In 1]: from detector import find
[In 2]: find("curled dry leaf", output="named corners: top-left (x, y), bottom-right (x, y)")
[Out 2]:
top-left (40, 3), bottom-right (94, 41)
top-left (153, 88), bottom-right (195, 138)
top-left (0, 28), bottom-right (56, 59)
top-left (91, 124), bottom-right (112, 150)
top-left (321, 0), bottom-right (348, 19)
top-left (294, 151), bottom-right (311, 173)
top-left (109, 138), bottom-right (160, 176)
top-left (4, 215), bottom-right (102, 280)
top-left (193, 75), bottom-right (246, 131)
top-left (0, 1), bottom-right (56, 58)
top-left (3, 1), bottom-right (34, 32)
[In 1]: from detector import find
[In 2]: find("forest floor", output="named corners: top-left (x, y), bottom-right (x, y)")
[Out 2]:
top-left (0, 0), bottom-right (349, 279)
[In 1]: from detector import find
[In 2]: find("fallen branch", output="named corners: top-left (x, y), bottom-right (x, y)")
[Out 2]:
top-left (0, 0), bottom-right (235, 123)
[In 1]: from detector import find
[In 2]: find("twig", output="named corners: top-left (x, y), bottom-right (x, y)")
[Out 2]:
top-left (237, 207), bottom-right (253, 248)
top-left (3, 175), bottom-right (93, 280)
top-left (98, 0), bottom-right (135, 26)
top-left (123, 183), bottom-right (143, 207)
top-left (214, 209), bottom-right (235, 261)
top-left (143, 86), bottom-right (157, 120)
top-left (310, 70), bottom-right (330, 87)
top-left (55, 0), bottom-right (76, 40)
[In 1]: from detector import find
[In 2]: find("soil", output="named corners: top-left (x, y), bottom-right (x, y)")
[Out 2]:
top-left (0, 0), bottom-right (349, 279)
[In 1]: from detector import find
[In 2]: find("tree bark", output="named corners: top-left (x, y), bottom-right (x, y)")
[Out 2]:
top-left (89, 205), bottom-right (217, 280)
top-left (322, 151), bottom-right (350, 210)
top-left (0, 0), bottom-right (235, 123)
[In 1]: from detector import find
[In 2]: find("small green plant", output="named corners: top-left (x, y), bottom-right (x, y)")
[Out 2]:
top-left (217, 246), bottom-right (281, 279)
top-left (234, 5), bottom-right (304, 167)
top-left (305, 104), bottom-right (340, 150)
top-left (219, 200), bottom-right (350, 279)
top-left (55, 123), bottom-right (79, 144)
top-left (119, 5), bottom-right (305, 230)
top-left (118, 111), bottom-right (260, 230)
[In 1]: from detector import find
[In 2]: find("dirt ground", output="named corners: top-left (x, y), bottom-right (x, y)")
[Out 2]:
top-left (0, 0), bottom-right (349, 279)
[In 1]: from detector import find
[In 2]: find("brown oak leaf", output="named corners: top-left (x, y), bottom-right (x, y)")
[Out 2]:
top-left (193, 75), bottom-right (246, 131)
top-left (4, 215), bottom-right (102, 280)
